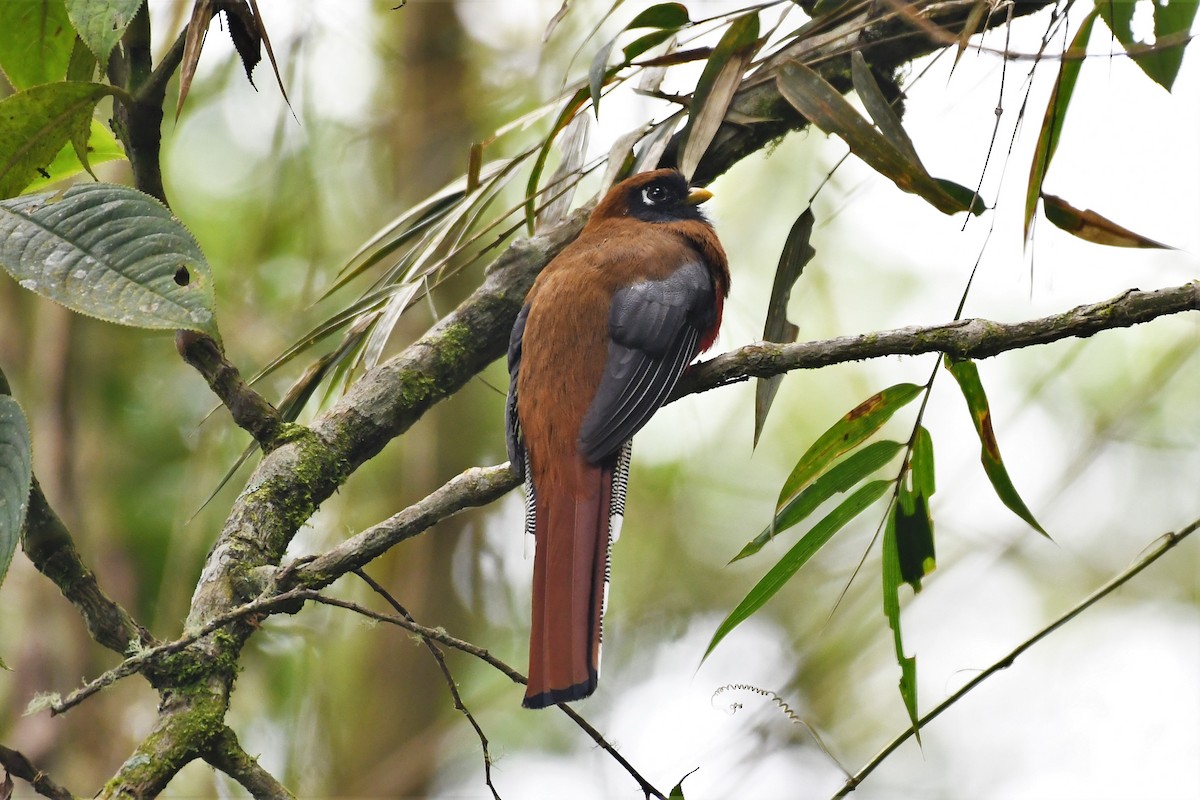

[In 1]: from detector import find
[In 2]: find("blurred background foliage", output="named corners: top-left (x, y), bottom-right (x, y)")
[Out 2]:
top-left (0, 1), bottom-right (1197, 798)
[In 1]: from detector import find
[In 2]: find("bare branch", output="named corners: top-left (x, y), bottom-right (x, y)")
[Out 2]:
top-left (833, 518), bottom-right (1200, 797)
top-left (175, 330), bottom-right (285, 448)
top-left (0, 744), bottom-right (74, 800)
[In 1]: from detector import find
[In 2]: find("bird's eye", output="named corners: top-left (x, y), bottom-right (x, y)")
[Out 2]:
top-left (641, 185), bottom-right (669, 206)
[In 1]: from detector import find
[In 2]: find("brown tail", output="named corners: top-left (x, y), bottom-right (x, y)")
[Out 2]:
top-left (523, 456), bottom-right (613, 709)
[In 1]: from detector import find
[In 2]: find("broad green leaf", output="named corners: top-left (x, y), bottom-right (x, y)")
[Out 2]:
top-left (0, 396), bottom-right (33, 593)
top-left (0, 184), bottom-right (218, 336)
top-left (777, 61), bottom-right (983, 216)
top-left (66, 34), bottom-right (97, 82)
top-left (1025, 10), bottom-right (1097, 241)
top-left (1042, 193), bottom-right (1174, 248)
top-left (755, 208), bottom-right (815, 447)
top-left (776, 383), bottom-right (922, 513)
top-left (64, 0), bottom-right (143, 65)
top-left (895, 426), bottom-right (936, 590)
top-left (0, 0), bottom-right (75, 90)
top-left (678, 11), bottom-right (759, 179)
top-left (706, 479), bottom-right (890, 659)
top-left (0, 81), bottom-right (115, 200)
top-left (1097, 0), bottom-right (1197, 91)
top-left (21, 118), bottom-right (125, 194)
top-left (734, 439), bottom-right (902, 562)
top-left (944, 357), bottom-right (1048, 537)
top-left (882, 508), bottom-right (921, 741)
top-left (627, 3), bottom-right (690, 30)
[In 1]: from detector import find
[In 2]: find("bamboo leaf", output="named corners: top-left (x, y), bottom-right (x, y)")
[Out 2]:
top-left (0, 81), bottom-right (115, 199)
top-left (755, 207), bottom-right (815, 446)
top-left (1042, 193), bottom-right (1175, 249)
top-left (706, 480), bottom-right (890, 659)
top-left (626, 3), bottom-right (690, 30)
top-left (1096, 0), bottom-right (1197, 91)
top-left (944, 357), bottom-right (1048, 538)
top-left (776, 383), bottom-right (922, 513)
top-left (733, 439), bottom-right (903, 563)
top-left (1025, 9), bottom-right (1097, 241)
top-left (896, 426), bottom-right (936, 591)
top-left (850, 51), bottom-right (921, 167)
top-left (525, 86), bottom-right (589, 233)
top-left (0, 396), bottom-right (32, 593)
top-left (678, 11), bottom-right (760, 179)
top-left (882, 507), bottom-right (921, 742)
top-left (0, 184), bottom-right (219, 336)
top-left (777, 61), bottom-right (982, 215)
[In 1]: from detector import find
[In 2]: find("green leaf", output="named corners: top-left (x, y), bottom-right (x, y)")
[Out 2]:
top-left (0, 183), bottom-right (218, 336)
top-left (64, 0), bottom-right (144, 65)
top-left (627, 3), bottom-right (690, 30)
top-left (895, 426), bottom-right (936, 591)
top-left (0, 0), bottom-right (76, 90)
top-left (755, 207), bottom-right (815, 447)
top-left (1042, 192), bottom-right (1174, 249)
top-left (882, 507), bottom-right (921, 742)
top-left (21, 118), bottom-right (125, 194)
top-left (706, 479), bottom-right (890, 659)
top-left (525, 86), bottom-right (589, 233)
top-left (668, 766), bottom-right (698, 799)
top-left (1025, 9), bottom-right (1097, 241)
top-left (850, 51), bottom-right (921, 167)
top-left (775, 383), bottom-right (922, 513)
top-left (677, 11), bottom-right (760, 179)
top-left (0, 81), bottom-right (115, 200)
top-left (622, 28), bottom-right (676, 62)
top-left (0, 396), bottom-right (33, 593)
top-left (944, 357), bottom-right (1048, 538)
top-left (733, 439), bottom-right (902, 562)
top-left (777, 60), bottom-right (983, 216)
top-left (1097, 0), bottom-right (1197, 91)
top-left (588, 38), bottom-right (618, 118)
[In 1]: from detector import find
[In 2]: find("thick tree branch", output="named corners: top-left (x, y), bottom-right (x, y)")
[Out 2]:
top-left (0, 744), bottom-right (74, 800)
top-left (204, 727), bottom-right (295, 800)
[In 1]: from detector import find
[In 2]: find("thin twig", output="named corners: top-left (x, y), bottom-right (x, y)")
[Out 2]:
top-left (0, 744), bottom-right (74, 800)
top-left (833, 518), bottom-right (1199, 797)
top-left (354, 570), bottom-right (502, 800)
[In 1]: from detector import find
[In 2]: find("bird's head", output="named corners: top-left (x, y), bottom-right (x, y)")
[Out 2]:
top-left (593, 168), bottom-right (713, 225)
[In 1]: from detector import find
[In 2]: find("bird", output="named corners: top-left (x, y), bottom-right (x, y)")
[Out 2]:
top-left (506, 168), bottom-right (730, 709)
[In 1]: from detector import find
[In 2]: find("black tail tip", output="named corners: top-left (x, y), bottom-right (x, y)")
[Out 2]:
top-left (522, 674), bottom-right (598, 710)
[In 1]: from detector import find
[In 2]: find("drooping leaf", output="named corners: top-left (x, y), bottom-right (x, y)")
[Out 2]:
top-left (589, 4), bottom-right (689, 119)
top-left (63, 0), bottom-right (143, 65)
top-left (0, 0), bottom-right (76, 90)
top-left (21, 118), bottom-right (126, 194)
top-left (882, 507), bottom-right (921, 741)
top-left (677, 11), bottom-right (760, 179)
top-left (0, 396), bottom-right (33, 593)
top-left (775, 383), bottom-right (922, 514)
top-left (755, 207), bottom-right (815, 447)
top-left (0, 81), bottom-right (115, 200)
top-left (1097, 0), bottom-right (1198, 91)
top-left (669, 767), bottom-right (699, 799)
top-left (0, 184), bottom-right (219, 336)
top-left (895, 426), bottom-right (936, 590)
top-left (623, 27), bottom-right (677, 62)
top-left (777, 60), bottom-right (982, 216)
top-left (944, 357), bottom-right (1048, 538)
top-left (1025, 9), bottom-right (1097, 241)
top-left (537, 113), bottom-right (590, 229)
top-left (177, 0), bottom-right (215, 119)
top-left (733, 439), bottom-right (903, 562)
top-left (627, 2), bottom-right (690, 30)
top-left (706, 479), bottom-right (890, 659)
top-left (177, 0), bottom-right (289, 118)
top-left (1042, 193), bottom-right (1175, 248)
top-left (850, 51), bottom-right (921, 167)
top-left (953, 0), bottom-right (990, 70)
top-left (525, 86), bottom-right (589, 233)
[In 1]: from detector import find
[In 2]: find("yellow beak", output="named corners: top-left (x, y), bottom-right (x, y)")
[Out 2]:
top-left (686, 187), bottom-right (713, 205)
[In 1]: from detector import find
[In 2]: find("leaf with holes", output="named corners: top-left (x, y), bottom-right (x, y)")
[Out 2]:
top-left (64, 0), bottom-right (143, 65)
top-left (896, 425), bottom-right (936, 590)
top-left (1025, 9), bottom-right (1096, 241)
top-left (755, 207), bottom-right (815, 447)
top-left (0, 184), bottom-right (218, 336)
top-left (706, 479), bottom-right (890, 659)
top-left (0, 81), bottom-right (115, 200)
top-left (883, 505), bottom-right (921, 742)
top-left (944, 357), bottom-right (1048, 538)
top-left (1097, 0), bottom-right (1197, 91)
top-left (0, 0), bottom-right (76, 90)
top-left (0, 395), bottom-right (32, 593)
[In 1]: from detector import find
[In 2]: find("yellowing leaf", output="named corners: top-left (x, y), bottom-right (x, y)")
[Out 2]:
top-left (1042, 193), bottom-right (1175, 249)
